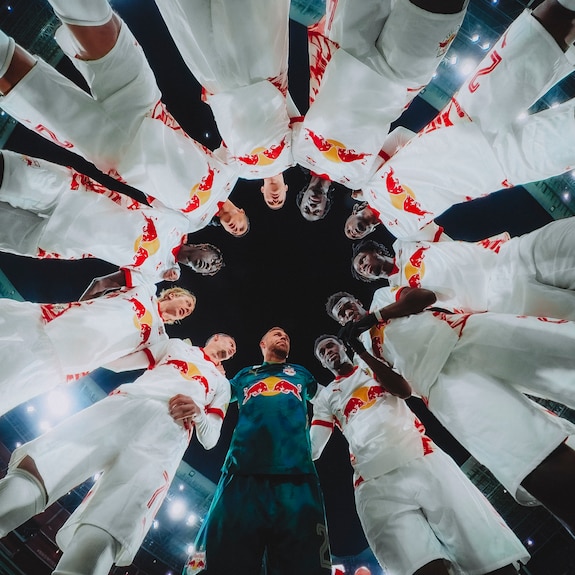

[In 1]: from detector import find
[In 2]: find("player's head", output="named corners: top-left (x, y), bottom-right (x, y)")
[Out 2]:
top-left (157, 287), bottom-right (196, 324)
top-left (260, 326), bottom-right (290, 362)
top-left (204, 333), bottom-right (237, 362)
top-left (296, 175), bottom-right (333, 221)
top-left (261, 174), bottom-right (288, 210)
top-left (314, 334), bottom-right (349, 373)
top-left (345, 202), bottom-right (378, 240)
top-left (216, 199), bottom-right (250, 237)
top-left (351, 240), bottom-right (395, 282)
top-left (325, 291), bottom-right (367, 325)
top-left (179, 243), bottom-right (224, 276)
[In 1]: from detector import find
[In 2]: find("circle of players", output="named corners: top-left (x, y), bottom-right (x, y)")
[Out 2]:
top-left (0, 1), bottom-right (574, 575)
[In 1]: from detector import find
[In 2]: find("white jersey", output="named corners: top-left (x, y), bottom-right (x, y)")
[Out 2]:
top-left (388, 235), bottom-right (504, 312)
top-left (154, 0), bottom-right (297, 179)
top-left (40, 274), bottom-right (166, 374)
top-left (293, 0), bottom-right (465, 188)
top-left (11, 340), bottom-right (229, 566)
top-left (0, 21), bottom-right (239, 234)
top-left (363, 11), bottom-right (575, 239)
top-left (312, 365), bottom-right (432, 481)
top-left (366, 287), bottom-right (459, 395)
top-left (0, 153), bottom-right (188, 283)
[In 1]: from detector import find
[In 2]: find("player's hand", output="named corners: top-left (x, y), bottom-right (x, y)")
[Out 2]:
top-left (163, 268), bottom-right (180, 282)
top-left (169, 394), bottom-right (203, 426)
top-left (348, 337), bottom-right (366, 356)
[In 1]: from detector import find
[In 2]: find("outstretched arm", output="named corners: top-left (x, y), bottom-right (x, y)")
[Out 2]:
top-left (79, 270), bottom-right (126, 301)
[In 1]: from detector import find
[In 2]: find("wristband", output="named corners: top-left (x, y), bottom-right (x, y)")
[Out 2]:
top-left (374, 310), bottom-right (383, 322)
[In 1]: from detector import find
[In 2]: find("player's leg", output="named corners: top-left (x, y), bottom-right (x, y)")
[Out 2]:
top-left (455, 3), bottom-right (574, 139)
top-left (52, 524), bottom-right (119, 575)
top-left (521, 443), bottom-right (575, 537)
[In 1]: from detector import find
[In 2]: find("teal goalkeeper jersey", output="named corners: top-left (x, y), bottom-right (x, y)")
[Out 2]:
top-left (223, 362), bottom-right (319, 475)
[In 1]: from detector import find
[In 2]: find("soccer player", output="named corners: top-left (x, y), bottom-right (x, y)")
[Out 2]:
top-left (344, 1), bottom-right (575, 240)
top-left (187, 327), bottom-right (331, 574)
top-left (153, 0), bottom-right (298, 209)
top-left (0, 279), bottom-right (195, 416)
top-left (312, 334), bottom-right (528, 575)
top-left (327, 290), bottom-right (575, 536)
top-left (294, 0), bottom-right (466, 192)
top-left (349, 217), bottom-right (575, 320)
top-left (0, 334), bottom-right (235, 575)
top-left (0, 150), bottom-right (224, 286)
top-left (0, 0), bottom-right (249, 236)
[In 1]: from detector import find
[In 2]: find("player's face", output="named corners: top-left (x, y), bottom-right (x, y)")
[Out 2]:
top-left (333, 297), bottom-right (366, 325)
top-left (299, 177), bottom-right (330, 221)
top-left (261, 175), bottom-right (288, 209)
top-left (181, 244), bottom-right (222, 276)
top-left (315, 338), bottom-right (346, 370)
top-left (159, 294), bottom-right (196, 322)
top-left (221, 209), bottom-right (248, 237)
top-left (215, 335), bottom-right (237, 361)
top-left (345, 211), bottom-right (376, 240)
top-left (352, 250), bottom-right (393, 281)
top-left (261, 327), bottom-right (290, 358)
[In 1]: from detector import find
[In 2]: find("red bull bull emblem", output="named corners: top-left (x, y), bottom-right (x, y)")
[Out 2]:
top-left (306, 129), bottom-right (370, 164)
top-left (384, 168), bottom-right (432, 219)
top-left (342, 385), bottom-right (386, 422)
top-left (165, 359), bottom-right (210, 395)
top-left (186, 550), bottom-right (206, 574)
top-left (242, 376), bottom-right (303, 405)
top-left (237, 137), bottom-right (287, 166)
top-left (403, 245), bottom-right (429, 288)
top-left (133, 214), bottom-right (160, 266)
top-left (184, 166), bottom-right (215, 213)
top-left (129, 297), bottom-right (153, 345)
top-left (437, 31), bottom-right (457, 57)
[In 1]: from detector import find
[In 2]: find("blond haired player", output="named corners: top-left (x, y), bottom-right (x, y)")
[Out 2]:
top-left (153, 0), bottom-right (298, 210)
top-left (312, 334), bottom-right (528, 575)
top-left (0, 0), bottom-right (249, 237)
top-left (0, 334), bottom-right (235, 575)
top-left (0, 277), bottom-right (195, 416)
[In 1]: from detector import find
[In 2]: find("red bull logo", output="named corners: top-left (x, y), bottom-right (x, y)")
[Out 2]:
top-left (40, 301), bottom-right (86, 323)
top-left (165, 359), bottom-right (210, 395)
top-left (186, 551), bottom-right (206, 574)
top-left (437, 30), bottom-right (457, 57)
top-left (306, 129), bottom-right (370, 164)
top-left (70, 170), bottom-right (142, 210)
top-left (150, 100), bottom-right (190, 139)
top-left (185, 166), bottom-right (215, 213)
top-left (385, 168), bottom-right (432, 219)
top-left (342, 385), bottom-right (385, 422)
top-left (242, 376), bottom-right (302, 405)
top-left (403, 246), bottom-right (429, 288)
top-left (369, 324), bottom-right (386, 361)
top-left (133, 215), bottom-right (160, 266)
top-left (130, 297), bottom-right (153, 345)
top-left (237, 138), bottom-right (287, 166)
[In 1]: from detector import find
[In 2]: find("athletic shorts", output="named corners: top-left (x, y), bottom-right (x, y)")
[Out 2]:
top-left (355, 450), bottom-right (529, 575)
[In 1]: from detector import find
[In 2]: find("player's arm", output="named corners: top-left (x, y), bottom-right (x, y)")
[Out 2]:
top-left (79, 269), bottom-right (127, 301)
top-left (310, 391), bottom-right (334, 460)
top-left (353, 344), bottom-right (411, 399)
top-left (103, 342), bottom-right (169, 372)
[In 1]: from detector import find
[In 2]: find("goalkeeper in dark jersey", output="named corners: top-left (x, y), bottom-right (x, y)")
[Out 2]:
top-left (185, 327), bottom-right (331, 575)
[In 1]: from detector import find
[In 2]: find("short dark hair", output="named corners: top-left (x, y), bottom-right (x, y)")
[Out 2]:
top-left (185, 242), bottom-right (225, 276)
top-left (296, 175), bottom-right (334, 221)
top-left (205, 333), bottom-right (235, 346)
top-left (313, 333), bottom-right (344, 354)
top-left (350, 240), bottom-right (394, 283)
top-left (325, 291), bottom-right (358, 321)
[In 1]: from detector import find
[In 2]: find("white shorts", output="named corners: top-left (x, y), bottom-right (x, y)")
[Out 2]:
top-left (0, 299), bottom-right (64, 417)
top-left (0, 20), bottom-right (160, 174)
top-left (10, 394), bottom-right (189, 566)
top-left (429, 362), bottom-right (573, 504)
top-left (456, 10), bottom-right (573, 141)
top-left (355, 450), bottom-right (529, 575)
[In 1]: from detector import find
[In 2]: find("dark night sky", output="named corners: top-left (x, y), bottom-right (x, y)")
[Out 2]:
top-left (0, 0), bottom-right (557, 556)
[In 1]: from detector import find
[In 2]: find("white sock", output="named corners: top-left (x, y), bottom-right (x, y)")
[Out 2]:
top-left (0, 29), bottom-right (15, 78)
top-left (0, 468), bottom-right (46, 536)
top-left (48, 0), bottom-right (113, 26)
top-left (557, 0), bottom-right (575, 11)
top-left (53, 524), bottom-right (118, 575)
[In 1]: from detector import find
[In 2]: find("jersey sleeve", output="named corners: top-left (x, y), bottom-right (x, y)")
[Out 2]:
top-left (194, 376), bottom-right (231, 450)
top-left (310, 387), bottom-right (335, 460)
top-left (102, 340), bottom-right (169, 372)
